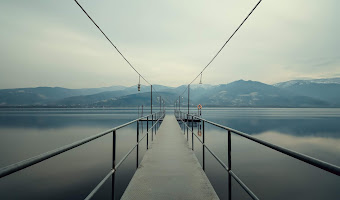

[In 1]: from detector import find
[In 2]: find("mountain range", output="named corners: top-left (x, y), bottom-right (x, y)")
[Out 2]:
top-left (0, 78), bottom-right (339, 108)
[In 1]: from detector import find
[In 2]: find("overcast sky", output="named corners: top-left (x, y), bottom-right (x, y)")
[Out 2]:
top-left (0, 0), bottom-right (339, 89)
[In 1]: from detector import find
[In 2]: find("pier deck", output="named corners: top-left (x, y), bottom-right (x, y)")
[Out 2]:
top-left (121, 115), bottom-right (219, 200)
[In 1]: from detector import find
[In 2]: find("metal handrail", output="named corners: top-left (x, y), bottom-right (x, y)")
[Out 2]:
top-left (84, 113), bottom-right (165, 199)
top-left (0, 112), bottom-right (159, 179)
top-left (187, 113), bottom-right (340, 176)
top-left (229, 170), bottom-right (259, 200)
top-left (177, 114), bottom-right (258, 199)
top-left (176, 110), bottom-right (340, 200)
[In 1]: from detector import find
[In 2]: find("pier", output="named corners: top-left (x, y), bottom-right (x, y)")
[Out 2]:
top-left (122, 115), bottom-right (218, 199)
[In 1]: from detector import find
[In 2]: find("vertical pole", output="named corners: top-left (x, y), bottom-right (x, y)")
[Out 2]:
top-left (141, 105), bottom-right (144, 133)
top-left (136, 121), bottom-right (139, 169)
top-left (151, 84), bottom-right (153, 141)
top-left (187, 114), bottom-right (188, 141)
top-left (228, 172), bottom-right (232, 200)
top-left (112, 130), bottom-right (116, 200)
top-left (184, 121), bottom-right (185, 134)
top-left (179, 96), bottom-right (180, 112)
top-left (160, 96), bottom-right (161, 112)
top-left (191, 116), bottom-right (194, 150)
top-left (228, 130), bottom-right (231, 170)
top-left (228, 130), bottom-right (232, 200)
top-left (147, 117), bottom-right (149, 150)
top-left (188, 85), bottom-right (190, 115)
top-left (203, 121), bottom-right (205, 171)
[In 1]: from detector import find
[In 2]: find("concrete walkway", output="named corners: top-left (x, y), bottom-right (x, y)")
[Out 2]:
top-left (121, 115), bottom-right (219, 200)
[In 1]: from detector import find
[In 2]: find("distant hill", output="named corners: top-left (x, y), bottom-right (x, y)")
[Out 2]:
top-left (0, 86), bottom-right (126, 106)
top-left (191, 80), bottom-right (328, 107)
top-left (274, 78), bottom-right (340, 106)
top-left (90, 92), bottom-right (175, 107)
top-left (53, 90), bottom-right (131, 106)
top-left (0, 78), bottom-right (339, 107)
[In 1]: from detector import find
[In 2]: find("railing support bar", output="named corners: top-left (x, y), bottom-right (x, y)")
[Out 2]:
top-left (203, 121), bottom-right (205, 171)
top-left (187, 114), bottom-right (188, 141)
top-left (112, 130), bottom-right (116, 200)
top-left (228, 130), bottom-right (231, 170)
top-left (136, 121), bottom-right (139, 169)
top-left (192, 115), bottom-right (194, 150)
top-left (147, 117), bottom-right (149, 150)
top-left (228, 130), bottom-right (231, 200)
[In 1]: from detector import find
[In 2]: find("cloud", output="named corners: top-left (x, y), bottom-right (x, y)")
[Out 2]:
top-left (0, 0), bottom-right (339, 88)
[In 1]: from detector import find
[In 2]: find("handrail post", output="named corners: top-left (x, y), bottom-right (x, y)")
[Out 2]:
top-left (147, 117), bottom-right (149, 150)
top-left (228, 130), bottom-right (232, 200)
top-left (228, 130), bottom-right (231, 170)
top-left (188, 84), bottom-right (190, 115)
top-left (187, 114), bottom-right (188, 141)
top-left (192, 115), bottom-right (194, 150)
top-left (136, 121), bottom-right (139, 169)
top-left (155, 114), bottom-right (157, 135)
top-left (112, 130), bottom-right (116, 200)
top-left (152, 115), bottom-right (154, 141)
top-left (203, 121), bottom-right (205, 171)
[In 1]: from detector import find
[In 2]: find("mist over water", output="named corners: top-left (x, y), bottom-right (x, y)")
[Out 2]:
top-left (0, 108), bottom-right (339, 199)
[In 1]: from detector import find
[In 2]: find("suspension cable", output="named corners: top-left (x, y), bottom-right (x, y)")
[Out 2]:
top-left (178, 0), bottom-right (262, 99)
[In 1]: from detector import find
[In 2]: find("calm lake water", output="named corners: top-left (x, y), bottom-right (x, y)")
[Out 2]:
top-left (0, 108), bottom-right (339, 200)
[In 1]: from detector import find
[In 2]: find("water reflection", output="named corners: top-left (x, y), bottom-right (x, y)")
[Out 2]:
top-left (0, 108), bottom-right (151, 200)
top-left (202, 108), bottom-right (340, 138)
top-left (193, 111), bottom-right (340, 200)
top-left (0, 108), bottom-right (339, 200)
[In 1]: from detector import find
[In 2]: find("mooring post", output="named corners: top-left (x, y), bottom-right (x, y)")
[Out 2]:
top-left (203, 121), bottom-right (205, 171)
top-left (136, 121), bottom-right (139, 169)
top-left (147, 117), bottom-right (149, 150)
top-left (228, 130), bottom-right (231, 200)
top-left (192, 115), bottom-right (194, 150)
top-left (112, 130), bottom-right (116, 200)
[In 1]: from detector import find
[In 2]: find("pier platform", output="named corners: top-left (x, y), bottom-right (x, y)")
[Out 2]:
top-left (121, 115), bottom-right (219, 200)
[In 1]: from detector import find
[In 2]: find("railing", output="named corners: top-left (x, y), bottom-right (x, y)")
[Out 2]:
top-left (175, 110), bottom-right (340, 200)
top-left (0, 111), bottom-right (165, 200)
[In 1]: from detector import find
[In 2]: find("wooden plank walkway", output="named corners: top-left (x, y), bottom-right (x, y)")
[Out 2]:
top-left (121, 115), bottom-right (219, 200)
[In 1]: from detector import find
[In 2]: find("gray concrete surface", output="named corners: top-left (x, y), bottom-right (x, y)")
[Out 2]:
top-left (121, 115), bottom-right (219, 200)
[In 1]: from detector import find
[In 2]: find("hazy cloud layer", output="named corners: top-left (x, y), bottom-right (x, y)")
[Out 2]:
top-left (0, 0), bottom-right (339, 89)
